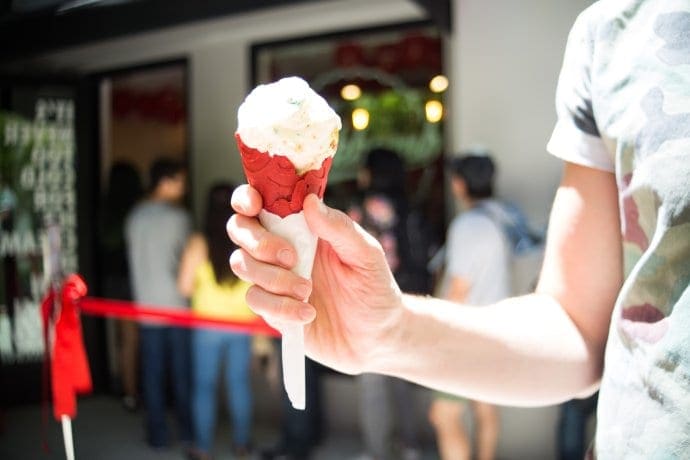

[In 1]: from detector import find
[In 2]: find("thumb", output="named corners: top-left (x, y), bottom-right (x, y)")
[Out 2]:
top-left (303, 194), bottom-right (381, 267)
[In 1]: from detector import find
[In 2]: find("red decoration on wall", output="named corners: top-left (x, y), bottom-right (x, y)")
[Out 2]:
top-left (112, 86), bottom-right (185, 124)
top-left (333, 32), bottom-right (442, 75)
top-left (400, 34), bottom-right (427, 69)
top-left (335, 41), bottom-right (366, 67)
top-left (373, 43), bottom-right (401, 73)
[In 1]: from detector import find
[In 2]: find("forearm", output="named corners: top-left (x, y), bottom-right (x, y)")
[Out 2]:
top-left (371, 293), bottom-right (601, 407)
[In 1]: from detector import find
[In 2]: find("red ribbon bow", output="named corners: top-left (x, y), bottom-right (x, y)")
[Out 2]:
top-left (42, 274), bottom-right (92, 420)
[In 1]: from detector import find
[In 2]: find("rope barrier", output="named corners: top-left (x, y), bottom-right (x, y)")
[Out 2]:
top-left (78, 297), bottom-right (280, 338)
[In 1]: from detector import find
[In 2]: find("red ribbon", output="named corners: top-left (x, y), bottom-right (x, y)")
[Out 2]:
top-left (77, 297), bottom-right (280, 337)
top-left (42, 275), bottom-right (279, 420)
top-left (39, 272), bottom-right (279, 454)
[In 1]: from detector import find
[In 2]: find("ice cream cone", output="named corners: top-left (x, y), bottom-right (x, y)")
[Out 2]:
top-left (235, 77), bottom-right (341, 410)
top-left (236, 134), bottom-right (332, 218)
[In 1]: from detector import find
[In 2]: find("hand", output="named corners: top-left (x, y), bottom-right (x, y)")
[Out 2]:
top-left (227, 185), bottom-right (403, 375)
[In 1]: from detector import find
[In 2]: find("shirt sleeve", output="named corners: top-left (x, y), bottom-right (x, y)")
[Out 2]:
top-left (546, 5), bottom-right (614, 173)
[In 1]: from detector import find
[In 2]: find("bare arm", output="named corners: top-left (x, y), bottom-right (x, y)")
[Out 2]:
top-left (227, 162), bottom-right (623, 406)
top-left (177, 233), bottom-right (207, 298)
top-left (446, 276), bottom-right (471, 304)
top-left (373, 162), bottom-right (622, 405)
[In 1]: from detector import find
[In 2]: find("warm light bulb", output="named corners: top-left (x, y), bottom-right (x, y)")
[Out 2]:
top-left (425, 100), bottom-right (443, 123)
top-left (429, 75), bottom-right (449, 93)
top-left (352, 108), bottom-right (370, 130)
top-left (341, 84), bottom-right (362, 101)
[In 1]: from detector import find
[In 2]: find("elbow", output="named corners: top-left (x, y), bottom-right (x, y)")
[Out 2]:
top-left (177, 278), bottom-right (192, 298)
top-left (568, 337), bottom-right (605, 399)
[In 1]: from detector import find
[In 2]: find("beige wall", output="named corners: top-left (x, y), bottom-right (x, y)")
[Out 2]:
top-left (11, 0), bottom-right (595, 456)
top-left (450, 0), bottom-right (592, 228)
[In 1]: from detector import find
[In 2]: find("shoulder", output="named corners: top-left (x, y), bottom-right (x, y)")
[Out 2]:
top-left (125, 201), bottom-right (150, 231)
top-left (569, 0), bottom-right (607, 41)
top-left (164, 203), bottom-right (190, 220)
top-left (449, 209), bottom-right (504, 250)
top-left (452, 209), bottom-right (497, 233)
top-left (156, 203), bottom-right (192, 230)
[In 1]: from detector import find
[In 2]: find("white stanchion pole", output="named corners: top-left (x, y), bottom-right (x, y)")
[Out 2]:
top-left (61, 415), bottom-right (75, 460)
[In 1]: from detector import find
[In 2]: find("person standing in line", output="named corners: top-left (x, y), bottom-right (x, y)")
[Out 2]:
top-left (100, 161), bottom-right (144, 412)
top-left (259, 349), bottom-right (324, 460)
top-left (125, 157), bottom-right (192, 450)
top-left (557, 392), bottom-right (598, 460)
top-left (428, 154), bottom-right (506, 460)
top-left (347, 148), bottom-right (425, 460)
top-left (178, 183), bottom-right (256, 460)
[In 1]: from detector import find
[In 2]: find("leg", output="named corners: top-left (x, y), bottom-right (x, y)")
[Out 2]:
top-left (472, 401), bottom-right (498, 460)
top-left (140, 326), bottom-right (168, 447)
top-left (225, 333), bottom-right (252, 449)
top-left (359, 373), bottom-right (393, 459)
top-left (168, 326), bottom-right (192, 444)
top-left (280, 351), bottom-right (321, 458)
top-left (119, 320), bottom-right (139, 405)
top-left (557, 399), bottom-right (588, 460)
top-left (428, 397), bottom-right (469, 460)
top-left (304, 357), bottom-right (323, 447)
top-left (191, 329), bottom-right (223, 454)
top-left (390, 378), bottom-right (419, 452)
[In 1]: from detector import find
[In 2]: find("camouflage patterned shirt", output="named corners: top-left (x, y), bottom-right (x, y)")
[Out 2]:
top-left (547, 0), bottom-right (690, 457)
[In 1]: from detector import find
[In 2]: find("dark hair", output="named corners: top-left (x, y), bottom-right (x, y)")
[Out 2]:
top-left (105, 162), bottom-right (143, 216)
top-left (364, 148), bottom-right (406, 196)
top-left (149, 157), bottom-right (185, 192)
top-left (204, 182), bottom-right (237, 285)
top-left (448, 154), bottom-right (496, 199)
top-left (100, 162), bottom-right (144, 274)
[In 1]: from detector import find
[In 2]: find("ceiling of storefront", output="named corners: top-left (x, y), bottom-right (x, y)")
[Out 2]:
top-left (0, 0), bottom-right (450, 64)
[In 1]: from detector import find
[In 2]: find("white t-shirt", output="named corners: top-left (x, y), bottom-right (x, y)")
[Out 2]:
top-left (547, 1), bottom-right (690, 457)
top-left (440, 202), bottom-right (511, 306)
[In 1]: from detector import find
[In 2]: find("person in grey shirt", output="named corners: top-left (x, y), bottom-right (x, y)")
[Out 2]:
top-left (429, 153), bottom-right (509, 460)
top-left (125, 157), bottom-right (192, 450)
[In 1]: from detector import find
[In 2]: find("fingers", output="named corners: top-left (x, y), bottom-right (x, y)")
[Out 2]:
top-left (227, 213), bottom-right (297, 269)
top-left (245, 285), bottom-right (316, 326)
top-left (303, 194), bottom-right (383, 268)
top-left (230, 248), bottom-right (312, 300)
top-left (231, 184), bottom-right (262, 216)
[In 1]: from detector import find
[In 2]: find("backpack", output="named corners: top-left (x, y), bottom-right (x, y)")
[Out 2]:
top-left (476, 201), bottom-right (545, 296)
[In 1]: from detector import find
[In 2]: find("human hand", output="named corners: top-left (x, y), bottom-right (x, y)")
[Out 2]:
top-left (227, 184), bottom-right (403, 375)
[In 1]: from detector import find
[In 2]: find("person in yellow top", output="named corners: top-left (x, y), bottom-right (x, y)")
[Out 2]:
top-left (178, 183), bottom-right (255, 460)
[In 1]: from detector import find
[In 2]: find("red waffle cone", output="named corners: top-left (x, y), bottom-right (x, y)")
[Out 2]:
top-left (236, 133), bottom-right (332, 218)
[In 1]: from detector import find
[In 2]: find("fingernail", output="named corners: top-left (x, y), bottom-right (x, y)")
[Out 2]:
top-left (277, 249), bottom-right (293, 266)
top-left (293, 282), bottom-right (311, 300)
top-left (232, 194), bottom-right (246, 213)
top-left (299, 305), bottom-right (316, 322)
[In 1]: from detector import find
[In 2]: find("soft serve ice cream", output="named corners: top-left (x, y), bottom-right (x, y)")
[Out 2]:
top-left (237, 76), bottom-right (339, 174)
top-left (235, 76), bottom-right (341, 409)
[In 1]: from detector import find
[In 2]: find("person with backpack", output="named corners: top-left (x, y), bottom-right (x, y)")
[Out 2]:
top-left (427, 152), bottom-right (507, 460)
